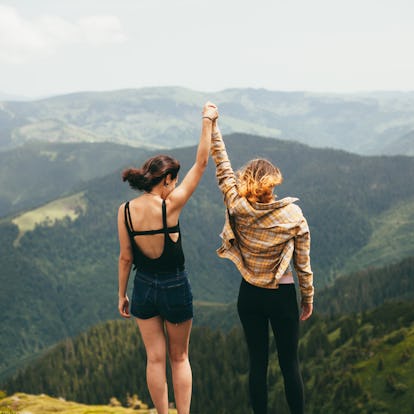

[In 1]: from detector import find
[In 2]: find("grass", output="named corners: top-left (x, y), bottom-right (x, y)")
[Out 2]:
top-left (11, 192), bottom-right (87, 246)
top-left (0, 393), bottom-right (178, 414)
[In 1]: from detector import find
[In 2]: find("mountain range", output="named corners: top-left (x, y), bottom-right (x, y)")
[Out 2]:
top-left (0, 133), bottom-right (413, 380)
top-left (1, 87), bottom-right (414, 155)
top-left (1, 87), bottom-right (414, 413)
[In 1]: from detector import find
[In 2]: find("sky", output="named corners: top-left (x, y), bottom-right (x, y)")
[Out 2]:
top-left (1, 0), bottom-right (414, 98)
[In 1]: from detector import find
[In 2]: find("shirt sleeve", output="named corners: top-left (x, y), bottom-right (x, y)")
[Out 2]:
top-left (210, 129), bottom-right (241, 210)
top-left (293, 216), bottom-right (314, 304)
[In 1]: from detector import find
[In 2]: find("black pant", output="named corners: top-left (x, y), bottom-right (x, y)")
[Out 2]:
top-left (237, 279), bottom-right (305, 414)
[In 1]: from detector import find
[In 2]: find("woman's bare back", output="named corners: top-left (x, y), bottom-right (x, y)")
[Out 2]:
top-left (128, 195), bottom-right (180, 259)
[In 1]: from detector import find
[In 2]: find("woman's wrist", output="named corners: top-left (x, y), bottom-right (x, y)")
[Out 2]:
top-left (202, 116), bottom-right (214, 122)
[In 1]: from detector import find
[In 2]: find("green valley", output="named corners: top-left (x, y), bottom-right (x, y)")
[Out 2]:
top-left (343, 198), bottom-right (414, 274)
top-left (0, 141), bottom-right (151, 217)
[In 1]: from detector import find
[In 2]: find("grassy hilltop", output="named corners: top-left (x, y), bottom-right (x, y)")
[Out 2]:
top-left (0, 392), bottom-right (177, 414)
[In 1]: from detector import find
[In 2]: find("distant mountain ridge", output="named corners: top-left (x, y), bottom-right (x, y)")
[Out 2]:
top-left (0, 91), bottom-right (30, 101)
top-left (1, 87), bottom-right (414, 154)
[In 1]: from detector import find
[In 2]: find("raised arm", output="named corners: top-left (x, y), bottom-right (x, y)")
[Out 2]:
top-left (169, 102), bottom-right (217, 209)
top-left (210, 120), bottom-right (241, 210)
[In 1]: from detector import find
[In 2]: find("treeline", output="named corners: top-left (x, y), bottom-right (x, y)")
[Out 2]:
top-left (4, 300), bottom-right (414, 414)
top-left (317, 255), bottom-right (414, 315)
top-left (3, 322), bottom-right (250, 413)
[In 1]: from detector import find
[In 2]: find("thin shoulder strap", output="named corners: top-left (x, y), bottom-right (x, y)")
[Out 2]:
top-left (124, 201), bottom-right (134, 233)
top-left (162, 200), bottom-right (168, 233)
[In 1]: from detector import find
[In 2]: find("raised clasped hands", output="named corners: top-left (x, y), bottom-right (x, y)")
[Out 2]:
top-left (202, 101), bottom-right (218, 122)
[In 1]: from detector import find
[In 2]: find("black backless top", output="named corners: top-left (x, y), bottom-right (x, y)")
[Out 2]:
top-left (124, 200), bottom-right (185, 273)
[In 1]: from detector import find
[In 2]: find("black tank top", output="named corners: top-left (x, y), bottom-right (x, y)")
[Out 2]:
top-left (124, 200), bottom-right (185, 273)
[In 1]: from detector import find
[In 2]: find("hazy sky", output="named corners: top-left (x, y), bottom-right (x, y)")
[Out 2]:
top-left (1, 0), bottom-right (414, 97)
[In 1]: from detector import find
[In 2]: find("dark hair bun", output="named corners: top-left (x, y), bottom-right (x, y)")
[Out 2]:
top-left (122, 155), bottom-right (180, 192)
top-left (122, 168), bottom-right (151, 191)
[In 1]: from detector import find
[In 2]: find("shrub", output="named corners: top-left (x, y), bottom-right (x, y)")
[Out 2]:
top-left (108, 397), bottom-right (122, 407)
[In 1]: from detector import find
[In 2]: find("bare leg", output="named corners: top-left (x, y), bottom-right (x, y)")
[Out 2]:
top-left (136, 316), bottom-right (168, 414)
top-left (165, 319), bottom-right (193, 414)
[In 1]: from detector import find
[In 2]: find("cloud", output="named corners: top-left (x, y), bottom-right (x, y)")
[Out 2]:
top-left (0, 5), bottom-right (127, 64)
top-left (78, 16), bottom-right (127, 45)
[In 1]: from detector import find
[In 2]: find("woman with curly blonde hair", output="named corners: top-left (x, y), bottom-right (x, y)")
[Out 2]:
top-left (237, 158), bottom-right (283, 203)
top-left (210, 116), bottom-right (314, 414)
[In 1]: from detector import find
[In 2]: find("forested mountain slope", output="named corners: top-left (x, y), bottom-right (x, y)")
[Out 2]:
top-left (4, 301), bottom-right (414, 414)
top-left (1, 133), bottom-right (413, 379)
top-left (317, 256), bottom-right (414, 315)
top-left (194, 254), bottom-right (414, 334)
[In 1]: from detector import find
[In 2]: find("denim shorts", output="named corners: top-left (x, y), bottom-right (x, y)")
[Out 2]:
top-left (130, 268), bottom-right (193, 324)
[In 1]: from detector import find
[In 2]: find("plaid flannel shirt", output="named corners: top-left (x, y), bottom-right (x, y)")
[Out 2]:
top-left (211, 130), bottom-right (314, 304)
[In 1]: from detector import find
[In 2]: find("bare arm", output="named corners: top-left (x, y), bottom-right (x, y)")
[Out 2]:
top-left (169, 102), bottom-right (217, 209)
top-left (117, 203), bottom-right (133, 318)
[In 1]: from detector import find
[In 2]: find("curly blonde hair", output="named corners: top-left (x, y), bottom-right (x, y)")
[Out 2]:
top-left (237, 159), bottom-right (283, 203)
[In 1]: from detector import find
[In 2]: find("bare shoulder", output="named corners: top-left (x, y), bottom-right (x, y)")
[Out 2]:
top-left (118, 201), bottom-right (129, 216)
top-left (124, 195), bottom-right (146, 209)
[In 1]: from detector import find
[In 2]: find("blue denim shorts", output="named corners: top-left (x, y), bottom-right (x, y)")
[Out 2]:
top-left (130, 268), bottom-right (193, 324)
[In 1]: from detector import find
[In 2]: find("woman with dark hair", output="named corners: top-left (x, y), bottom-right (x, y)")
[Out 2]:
top-left (117, 102), bottom-right (218, 414)
top-left (210, 114), bottom-right (314, 414)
